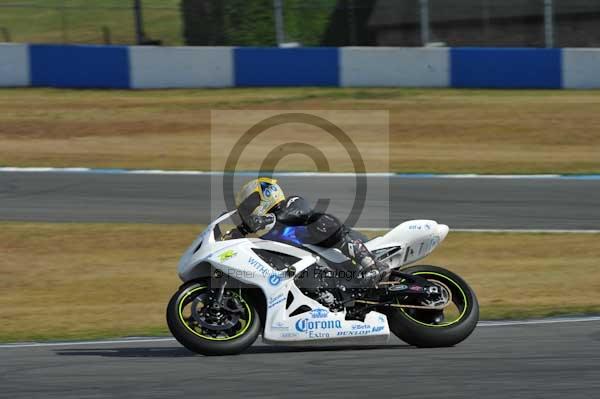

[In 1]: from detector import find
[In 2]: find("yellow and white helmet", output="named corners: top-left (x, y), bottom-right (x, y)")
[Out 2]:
top-left (235, 177), bottom-right (285, 217)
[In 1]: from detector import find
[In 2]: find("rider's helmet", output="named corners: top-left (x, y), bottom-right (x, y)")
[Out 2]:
top-left (235, 177), bottom-right (285, 218)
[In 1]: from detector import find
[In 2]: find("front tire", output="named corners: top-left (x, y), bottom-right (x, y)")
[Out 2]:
top-left (386, 265), bottom-right (479, 348)
top-left (166, 281), bottom-right (261, 356)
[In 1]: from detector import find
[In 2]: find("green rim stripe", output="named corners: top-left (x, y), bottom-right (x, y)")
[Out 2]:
top-left (177, 285), bottom-right (252, 341)
top-left (400, 271), bottom-right (469, 328)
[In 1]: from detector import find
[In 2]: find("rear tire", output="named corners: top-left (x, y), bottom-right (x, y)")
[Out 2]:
top-left (386, 265), bottom-right (479, 348)
top-left (166, 281), bottom-right (261, 356)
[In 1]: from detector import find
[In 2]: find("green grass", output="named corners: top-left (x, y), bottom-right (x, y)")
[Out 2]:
top-left (0, 0), bottom-right (181, 45)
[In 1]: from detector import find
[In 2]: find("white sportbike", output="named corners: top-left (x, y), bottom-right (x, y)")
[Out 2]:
top-left (167, 210), bottom-right (479, 355)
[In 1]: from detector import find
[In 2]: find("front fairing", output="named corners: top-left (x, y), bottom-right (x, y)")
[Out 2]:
top-left (177, 210), bottom-right (238, 281)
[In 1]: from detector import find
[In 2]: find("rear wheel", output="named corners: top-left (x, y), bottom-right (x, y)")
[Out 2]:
top-left (166, 281), bottom-right (261, 356)
top-left (385, 265), bottom-right (479, 347)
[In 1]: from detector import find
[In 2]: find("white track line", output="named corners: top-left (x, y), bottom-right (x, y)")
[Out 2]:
top-left (0, 337), bottom-right (176, 349)
top-left (357, 227), bottom-right (600, 234)
top-left (478, 316), bottom-right (600, 327)
top-left (1, 316), bottom-right (599, 349)
top-left (1, 167), bottom-right (600, 180)
top-left (453, 229), bottom-right (600, 234)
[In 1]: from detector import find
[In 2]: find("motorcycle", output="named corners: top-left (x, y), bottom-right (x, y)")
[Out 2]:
top-left (166, 210), bottom-right (479, 355)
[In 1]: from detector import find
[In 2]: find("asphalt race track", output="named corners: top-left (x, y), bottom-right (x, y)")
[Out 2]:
top-left (1, 319), bottom-right (599, 399)
top-left (1, 171), bottom-right (600, 229)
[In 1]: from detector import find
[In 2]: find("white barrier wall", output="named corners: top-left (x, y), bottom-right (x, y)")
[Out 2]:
top-left (340, 47), bottom-right (450, 87)
top-left (0, 44), bottom-right (30, 87)
top-left (562, 49), bottom-right (600, 89)
top-left (129, 46), bottom-right (233, 89)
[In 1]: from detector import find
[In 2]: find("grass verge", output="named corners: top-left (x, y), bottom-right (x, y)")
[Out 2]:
top-left (1, 222), bottom-right (599, 342)
top-left (0, 0), bottom-right (182, 45)
top-left (1, 88), bottom-right (599, 174)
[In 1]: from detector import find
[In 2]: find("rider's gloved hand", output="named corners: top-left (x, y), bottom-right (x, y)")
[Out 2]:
top-left (241, 214), bottom-right (276, 234)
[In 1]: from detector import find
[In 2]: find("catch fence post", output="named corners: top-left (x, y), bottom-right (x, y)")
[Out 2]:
top-left (544, 0), bottom-right (554, 48)
top-left (0, 27), bottom-right (11, 42)
top-left (134, 0), bottom-right (145, 44)
top-left (273, 0), bottom-right (285, 46)
top-left (419, 0), bottom-right (430, 46)
top-left (60, 0), bottom-right (68, 43)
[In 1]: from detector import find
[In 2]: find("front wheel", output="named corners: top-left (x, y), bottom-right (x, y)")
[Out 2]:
top-left (166, 281), bottom-right (261, 356)
top-left (385, 265), bottom-right (479, 347)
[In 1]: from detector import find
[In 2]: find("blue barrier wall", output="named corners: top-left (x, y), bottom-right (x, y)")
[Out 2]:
top-left (234, 47), bottom-right (339, 86)
top-left (29, 44), bottom-right (130, 88)
top-left (451, 48), bottom-right (562, 89)
top-left (1, 44), bottom-right (599, 89)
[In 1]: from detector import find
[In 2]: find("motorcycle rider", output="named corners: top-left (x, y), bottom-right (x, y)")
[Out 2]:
top-left (234, 177), bottom-right (390, 287)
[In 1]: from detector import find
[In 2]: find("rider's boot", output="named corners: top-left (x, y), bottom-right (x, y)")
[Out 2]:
top-left (339, 234), bottom-right (391, 287)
